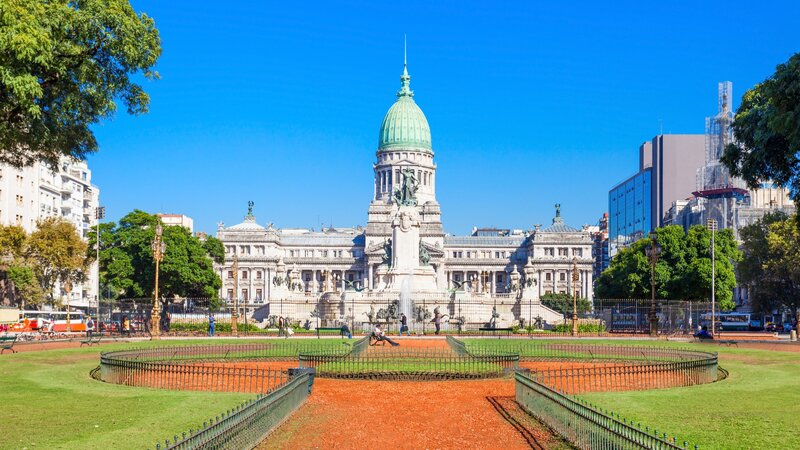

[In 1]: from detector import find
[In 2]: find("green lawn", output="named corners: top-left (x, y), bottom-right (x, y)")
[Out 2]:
top-left (0, 339), bottom-right (334, 450)
top-left (580, 346), bottom-right (800, 449)
top-left (462, 338), bottom-right (800, 449)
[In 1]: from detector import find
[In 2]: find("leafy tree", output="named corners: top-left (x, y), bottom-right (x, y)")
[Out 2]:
top-left (0, 0), bottom-right (161, 168)
top-left (96, 210), bottom-right (221, 302)
top-left (0, 225), bottom-right (27, 258)
top-left (762, 218), bottom-right (800, 316)
top-left (203, 236), bottom-right (225, 265)
top-left (721, 53), bottom-right (800, 210)
top-left (595, 225), bottom-right (741, 309)
top-left (540, 292), bottom-right (592, 316)
top-left (26, 218), bottom-right (88, 304)
top-left (7, 265), bottom-right (45, 308)
top-left (735, 212), bottom-right (787, 314)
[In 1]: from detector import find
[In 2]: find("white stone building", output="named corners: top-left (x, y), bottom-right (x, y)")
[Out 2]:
top-left (0, 157), bottom-right (100, 308)
top-left (215, 62), bottom-right (593, 330)
top-left (156, 213), bottom-right (194, 233)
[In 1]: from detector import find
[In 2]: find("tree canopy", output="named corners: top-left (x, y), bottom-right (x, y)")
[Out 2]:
top-left (93, 210), bottom-right (221, 301)
top-left (26, 217), bottom-right (89, 304)
top-left (0, 0), bottom-right (161, 168)
top-left (595, 225), bottom-right (741, 310)
top-left (540, 293), bottom-right (592, 316)
top-left (739, 213), bottom-right (800, 315)
top-left (737, 211), bottom-right (789, 314)
top-left (721, 53), bottom-right (800, 209)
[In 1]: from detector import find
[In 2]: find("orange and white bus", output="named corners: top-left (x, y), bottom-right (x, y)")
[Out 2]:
top-left (11, 311), bottom-right (86, 333)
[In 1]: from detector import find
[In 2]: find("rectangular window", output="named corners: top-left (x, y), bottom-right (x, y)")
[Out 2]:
top-left (241, 270), bottom-right (248, 279)
top-left (572, 248), bottom-right (583, 257)
top-left (227, 289), bottom-right (234, 300)
top-left (242, 289), bottom-right (248, 301)
top-left (256, 289), bottom-right (262, 300)
top-left (256, 271), bottom-right (262, 279)
top-left (496, 274), bottom-right (504, 283)
top-left (227, 271), bottom-right (234, 279)
top-left (560, 272), bottom-right (566, 281)
top-left (545, 273), bottom-right (552, 281)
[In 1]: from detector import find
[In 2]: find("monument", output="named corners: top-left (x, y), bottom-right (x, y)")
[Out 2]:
top-left (374, 168), bottom-right (438, 293)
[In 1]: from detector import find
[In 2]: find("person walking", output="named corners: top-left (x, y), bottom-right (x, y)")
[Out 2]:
top-left (433, 307), bottom-right (442, 335)
top-left (122, 316), bottom-right (130, 337)
top-left (399, 313), bottom-right (411, 336)
top-left (85, 315), bottom-right (95, 338)
top-left (277, 316), bottom-right (285, 338)
top-left (208, 313), bottom-right (215, 337)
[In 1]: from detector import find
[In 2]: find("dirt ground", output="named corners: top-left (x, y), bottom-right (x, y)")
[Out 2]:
top-left (261, 378), bottom-right (564, 450)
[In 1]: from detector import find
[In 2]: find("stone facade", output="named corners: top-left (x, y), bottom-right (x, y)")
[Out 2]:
top-left (215, 62), bottom-right (593, 329)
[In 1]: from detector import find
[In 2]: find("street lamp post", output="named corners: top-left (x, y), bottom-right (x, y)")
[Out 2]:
top-left (707, 219), bottom-right (717, 338)
top-left (64, 280), bottom-right (73, 332)
top-left (644, 232), bottom-right (662, 336)
top-left (95, 206), bottom-right (104, 328)
top-left (571, 257), bottom-right (579, 336)
top-left (151, 223), bottom-right (165, 338)
top-left (231, 253), bottom-right (239, 336)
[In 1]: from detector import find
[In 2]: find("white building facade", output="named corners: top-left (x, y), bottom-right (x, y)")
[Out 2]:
top-left (0, 157), bottom-right (100, 308)
top-left (215, 62), bottom-right (593, 330)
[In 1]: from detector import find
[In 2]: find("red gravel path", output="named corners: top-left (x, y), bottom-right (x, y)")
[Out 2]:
top-left (261, 378), bottom-right (562, 449)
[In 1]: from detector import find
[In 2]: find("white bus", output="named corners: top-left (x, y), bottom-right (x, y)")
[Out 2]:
top-left (700, 312), bottom-right (752, 332)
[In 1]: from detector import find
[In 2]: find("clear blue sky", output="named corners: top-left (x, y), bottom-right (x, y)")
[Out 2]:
top-left (89, 0), bottom-right (799, 235)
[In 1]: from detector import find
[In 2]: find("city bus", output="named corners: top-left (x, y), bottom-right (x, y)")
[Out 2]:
top-left (699, 312), bottom-right (752, 332)
top-left (10, 311), bottom-right (86, 332)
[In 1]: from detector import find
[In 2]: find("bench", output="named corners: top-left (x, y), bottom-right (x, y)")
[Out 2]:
top-left (80, 333), bottom-right (105, 347)
top-left (0, 335), bottom-right (17, 354)
top-left (316, 327), bottom-right (348, 339)
top-left (479, 327), bottom-right (513, 338)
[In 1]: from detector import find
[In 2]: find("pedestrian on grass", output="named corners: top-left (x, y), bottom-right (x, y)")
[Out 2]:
top-left (340, 323), bottom-right (353, 339)
top-left (208, 313), bottom-right (215, 337)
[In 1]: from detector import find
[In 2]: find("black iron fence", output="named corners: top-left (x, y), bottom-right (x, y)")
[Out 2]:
top-left (156, 371), bottom-right (311, 450)
top-left (97, 343), bottom-right (315, 449)
top-left (515, 370), bottom-right (695, 449)
top-left (102, 297), bottom-right (716, 337)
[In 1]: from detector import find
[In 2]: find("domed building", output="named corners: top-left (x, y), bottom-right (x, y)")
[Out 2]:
top-left (215, 60), bottom-right (594, 330)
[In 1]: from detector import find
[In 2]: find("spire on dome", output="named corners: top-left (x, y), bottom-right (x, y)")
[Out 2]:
top-left (397, 35), bottom-right (413, 98)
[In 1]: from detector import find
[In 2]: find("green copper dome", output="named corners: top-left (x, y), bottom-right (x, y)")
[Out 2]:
top-left (377, 64), bottom-right (432, 152)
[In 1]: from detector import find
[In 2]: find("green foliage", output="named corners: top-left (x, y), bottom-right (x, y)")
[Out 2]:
top-left (203, 236), bottom-right (225, 265)
top-left (721, 53), bottom-right (800, 208)
top-left (736, 211), bottom-right (788, 314)
top-left (761, 217), bottom-right (800, 314)
top-left (540, 293), bottom-right (592, 315)
top-left (595, 225), bottom-right (741, 309)
top-left (551, 323), bottom-right (606, 333)
top-left (169, 322), bottom-right (263, 334)
top-left (0, 0), bottom-right (161, 168)
top-left (6, 264), bottom-right (44, 307)
top-left (97, 210), bottom-right (221, 299)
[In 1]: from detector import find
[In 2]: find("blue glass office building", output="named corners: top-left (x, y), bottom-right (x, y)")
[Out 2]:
top-left (608, 168), bottom-right (652, 257)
